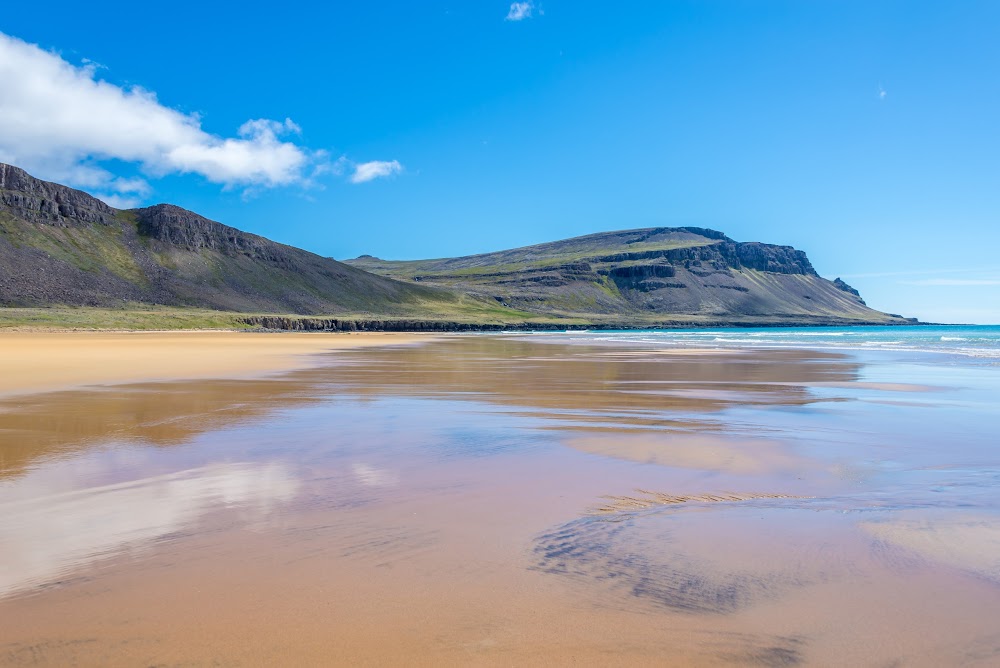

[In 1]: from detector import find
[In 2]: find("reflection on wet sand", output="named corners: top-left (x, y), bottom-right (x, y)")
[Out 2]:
top-left (0, 459), bottom-right (298, 598)
top-left (1, 336), bottom-right (999, 666)
top-left (308, 337), bottom-right (862, 420)
top-left (861, 511), bottom-right (1000, 582)
top-left (0, 337), bottom-right (854, 481)
top-left (0, 379), bottom-right (321, 478)
top-left (568, 433), bottom-right (804, 474)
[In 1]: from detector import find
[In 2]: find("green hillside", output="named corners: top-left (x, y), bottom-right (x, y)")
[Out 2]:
top-left (0, 163), bottom-right (519, 323)
top-left (347, 227), bottom-right (905, 325)
top-left (1, 162), bottom-right (911, 329)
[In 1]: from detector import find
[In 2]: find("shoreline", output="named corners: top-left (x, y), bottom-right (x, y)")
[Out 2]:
top-left (2, 323), bottom-right (987, 400)
top-left (0, 331), bottom-right (440, 399)
top-left (238, 314), bottom-right (927, 331)
top-left (0, 305), bottom-right (926, 333)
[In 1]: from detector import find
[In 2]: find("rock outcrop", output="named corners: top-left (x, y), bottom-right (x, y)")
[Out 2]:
top-left (0, 163), bottom-right (116, 227)
top-left (238, 314), bottom-right (902, 332)
top-left (134, 204), bottom-right (289, 263)
top-left (833, 277), bottom-right (866, 304)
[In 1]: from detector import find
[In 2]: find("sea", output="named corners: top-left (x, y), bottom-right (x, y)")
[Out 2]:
top-left (544, 324), bottom-right (1000, 362)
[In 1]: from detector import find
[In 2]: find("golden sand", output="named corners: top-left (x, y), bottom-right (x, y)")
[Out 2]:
top-left (0, 331), bottom-right (437, 398)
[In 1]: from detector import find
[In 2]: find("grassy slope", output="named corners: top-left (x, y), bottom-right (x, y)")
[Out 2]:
top-left (0, 196), bottom-right (570, 328)
top-left (0, 306), bottom-right (248, 330)
top-left (0, 305), bottom-right (902, 331)
top-left (350, 229), bottom-right (716, 277)
top-left (0, 225), bottom-right (902, 330)
top-left (347, 227), bottom-right (900, 324)
top-left (0, 178), bottom-right (901, 330)
top-left (0, 301), bottom-right (543, 331)
top-left (0, 210), bottom-right (148, 285)
top-left (1, 204), bottom-right (531, 319)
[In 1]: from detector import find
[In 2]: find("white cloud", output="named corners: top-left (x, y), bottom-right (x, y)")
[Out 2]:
top-left (0, 32), bottom-right (326, 198)
top-left (506, 1), bottom-right (534, 21)
top-left (878, 83), bottom-right (887, 100)
top-left (350, 159), bottom-right (403, 184)
top-left (96, 193), bottom-right (144, 209)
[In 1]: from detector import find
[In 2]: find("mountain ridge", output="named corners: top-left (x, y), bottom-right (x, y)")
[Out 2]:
top-left (0, 163), bottom-right (486, 317)
top-left (0, 163), bottom-right (912, 327)
top-left (346, 227), bottom-right (901, 324)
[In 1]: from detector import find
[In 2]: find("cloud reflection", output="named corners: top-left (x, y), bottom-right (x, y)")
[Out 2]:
top-left (861, 511), bottom-right (1000, 582)
top-left (0, 461), bottom-right (299, 598)
top-left (352, 462), bottom-right (399, 488)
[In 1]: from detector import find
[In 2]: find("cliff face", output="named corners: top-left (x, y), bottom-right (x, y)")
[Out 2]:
top-left (133, 204), bottom-right (292, 264)
top-left (347, 227), bottom-right (902, 323)
top-left (591, 237), bottom-right (815, 275)
top-left (0, 163), bottom-right (116, 227)
top-left (0, 164), bottom-right (453, 314)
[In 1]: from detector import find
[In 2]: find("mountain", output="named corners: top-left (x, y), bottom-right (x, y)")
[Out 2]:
top-left (1, 162), bottom-right (910, 327)
top-left (0, 163), bottom-right (479, 316)
top-left (346, 227), bottom-right (908, 325)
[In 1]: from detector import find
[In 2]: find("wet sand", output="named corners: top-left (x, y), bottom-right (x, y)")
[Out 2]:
top-left (1, 335), bottom-right (999, 666)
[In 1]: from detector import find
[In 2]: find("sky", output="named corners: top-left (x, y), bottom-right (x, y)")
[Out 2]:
top-left (1, 1), bottom-right (998, 323)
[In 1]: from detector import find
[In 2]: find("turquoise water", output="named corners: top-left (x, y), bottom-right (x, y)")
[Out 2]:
top-left (554, 325), bottom-right (1000, 360)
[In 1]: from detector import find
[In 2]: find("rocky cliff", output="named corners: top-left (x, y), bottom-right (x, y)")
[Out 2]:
top-left (134, 204), bottom-right (291, 263)
top-left (0, 163), bottom-right (117, 227)
top-left (347, 227), bottom-right (904, 324)
top-left (0, 163), bottom-right (461, 314)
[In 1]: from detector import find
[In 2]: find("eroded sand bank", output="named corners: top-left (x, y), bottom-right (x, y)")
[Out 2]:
top-left (0, 331), bottom-right (437, 398)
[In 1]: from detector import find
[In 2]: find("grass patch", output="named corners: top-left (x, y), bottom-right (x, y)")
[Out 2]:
top-left (0, 305), bottom-right (249, 330)
top-left (0, 213), bottom-right (148, 286)
top-left (0, 298), bottom-right (540, 331)
top-left (0, 304), bottom-right (896, 331)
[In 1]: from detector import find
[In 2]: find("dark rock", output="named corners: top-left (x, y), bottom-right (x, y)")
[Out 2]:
top-left (0, 163), bottom-right (116, 227)
top-left (833, 278), bottom-right (866, 305)
top-left (595, 242), bottom-right (815, 275)
top-left (608, 264), bottom-right (677, 280)
top-left (133, 204), bottom-right (292, 265)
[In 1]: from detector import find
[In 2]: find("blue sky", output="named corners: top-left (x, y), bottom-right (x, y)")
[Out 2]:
top-left (1, 1), bottom-right (999, 323)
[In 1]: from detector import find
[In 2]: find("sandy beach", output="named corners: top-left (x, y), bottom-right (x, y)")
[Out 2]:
top-left (0, 331), bottom-right (437, 398)
top-left (1, 334), bottom-right (998, 666)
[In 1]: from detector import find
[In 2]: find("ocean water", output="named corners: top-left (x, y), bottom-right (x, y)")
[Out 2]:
top-left (552, 324), bottom-right (1000, 360)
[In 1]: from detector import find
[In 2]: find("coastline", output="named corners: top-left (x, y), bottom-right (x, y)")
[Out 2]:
top-left (1, 323), bottom-right (988, 400)
top-left (0, 304), bottom-right (921, 334)
top-left (237, 314), bottom-right (921, 331)
top-left (0, 331), bottom-right (439, 399)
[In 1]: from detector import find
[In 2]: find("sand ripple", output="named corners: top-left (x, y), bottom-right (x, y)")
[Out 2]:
top-left (591, 489), bottom-right (808, 515)
top-left (533, 501), bottom-right (843, 615)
